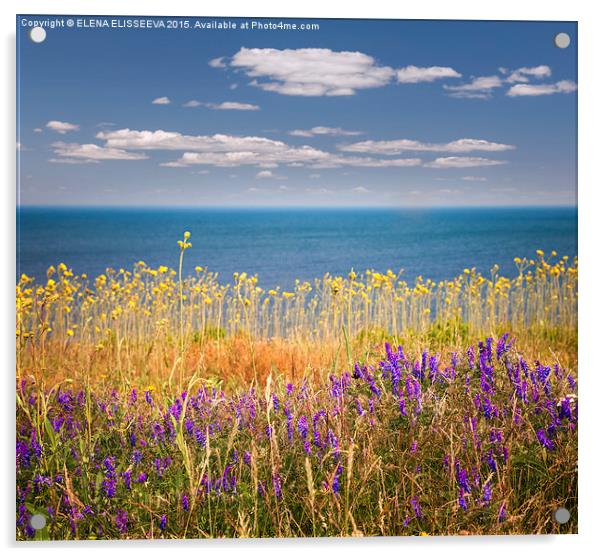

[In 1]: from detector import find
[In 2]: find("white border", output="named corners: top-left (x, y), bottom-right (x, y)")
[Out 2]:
top-left (2, 1), bottom-right (601, 554)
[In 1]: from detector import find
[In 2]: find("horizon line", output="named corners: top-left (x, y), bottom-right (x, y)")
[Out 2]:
top-left (16, 204), bottom-right (578, 210)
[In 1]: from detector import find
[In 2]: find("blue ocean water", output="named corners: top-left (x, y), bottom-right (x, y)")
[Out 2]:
top-left (17, 207), bottom-right (577, 289)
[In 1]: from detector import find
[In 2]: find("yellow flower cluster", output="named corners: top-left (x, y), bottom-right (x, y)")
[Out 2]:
top-left (16, 250), bottom-right (577, 346)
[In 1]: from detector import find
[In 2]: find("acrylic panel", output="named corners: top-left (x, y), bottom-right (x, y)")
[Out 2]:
top-left (16, 16), bottom-right (578, 540)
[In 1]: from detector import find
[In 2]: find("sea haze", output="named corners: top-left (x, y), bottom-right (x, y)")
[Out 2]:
top-left (17, 207), bottom-right (577, 289)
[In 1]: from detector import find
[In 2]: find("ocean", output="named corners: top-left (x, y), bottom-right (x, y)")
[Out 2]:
top-left (16, 207), bottom-right (577, 289)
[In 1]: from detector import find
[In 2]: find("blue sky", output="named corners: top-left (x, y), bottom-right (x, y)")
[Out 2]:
top-left (16, 17), bottom-right (577, 207)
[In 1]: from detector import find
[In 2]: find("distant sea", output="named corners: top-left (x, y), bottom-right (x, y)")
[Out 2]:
top-left (17, 207), bottom-right (578, 289)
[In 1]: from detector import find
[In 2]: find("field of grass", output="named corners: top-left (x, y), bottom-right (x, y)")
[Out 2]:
top-left (16, 235), bottom-right (578, 539)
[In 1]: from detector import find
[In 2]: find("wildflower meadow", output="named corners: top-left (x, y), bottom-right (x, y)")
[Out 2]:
top-left (16, 235), bottom-right (578, 539)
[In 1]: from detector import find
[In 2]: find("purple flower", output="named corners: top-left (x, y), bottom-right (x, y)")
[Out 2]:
top-left (496, 333), bottom-right (513, 359)
top-left (102, 478), bottom-right (116, 498)
top-left (536, 428), bottom-right (555, 450)
top-left (115, 510), bottom-right (128, 534)
top-left (181, 493), bottom-right (190, 511)
top-left (458, 488), bottom-right (468, 511)
top-left (567, 374), bottom-right (576, 390)
top-left (411, 496), bottom-right (423, 519)
top-left (272, 473), bottom-right (282, 500)
top-left (298, 416), bottom-right (309, 439)
top-left (159, 514), bottom-right (167, 531)
top-left (482, 481), bottom-right (492, 506)
top-left (332, 464), bottom-right (343, 495)
top-left (103, 456), bottom-right (116, 478)
top-left (467, 346), bottom-right (475, 370)
top-left (456, 464), bottom-right (471, 493)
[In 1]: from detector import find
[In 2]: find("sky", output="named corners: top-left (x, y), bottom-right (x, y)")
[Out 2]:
top-left (16, 17), bottom-right (577, 207)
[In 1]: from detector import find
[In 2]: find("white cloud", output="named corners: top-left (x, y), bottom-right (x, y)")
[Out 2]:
top-left (506, 80), bottom-right (577, 97)
top-left (97, 129), bottom-right (289, 153)
top-left (255, 170), bottom-right (288, 180)
top-left (51, 141), bottom-right (148, 162)
top-left (205, 101), bottom-right (260, 111)
top-left (151, 96), bottom-right (171, 105)
top-left (308, 156), bottom-right (422, 169)
top-left (305, 187), bottom-right (334, 194)
top-left (340, 138), bottom-right (514, 155)
top-left (33, 128), bottom-right (43, 133)
top-left (48, 157), bottom-right (99, 165)
top-left (46, 120), bottom-right (80, 134)
top-left (209, 57), bottom-right (226, 68)
top-left (164, 151), bottom-right (421, 170)
top-left (97, 128), bottom-right (421, 169)
top-left (461, 176), bottom-right (488, 182)
top-left (93, 127), bottom-right (511, 171)
top-left (183, 100), bottom-right (202, 108)
top-left (289, 126), bottom-right (362, 137)
top-left (352, 186), bottom-right (371, 193)
top-left (444, 76), bottom-right (504, 99)
top-left (228, 47), bottom-right (395, 96)
top-left (246, 184), bottom-right (289, 194)
top-left (506, 65), bottom-right (552, 83)
top-left (160, 147), bottom-right (328, 168)
top-left (396, 65), bottom-right (461, 83)
top-left (425, 156), bottom-right (507, 168)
